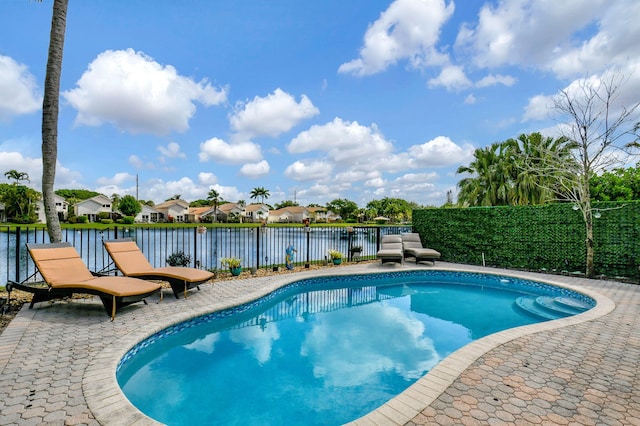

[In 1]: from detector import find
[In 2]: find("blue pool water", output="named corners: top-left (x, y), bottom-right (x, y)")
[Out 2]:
top-left (117, 271), bottom-right (594, 425)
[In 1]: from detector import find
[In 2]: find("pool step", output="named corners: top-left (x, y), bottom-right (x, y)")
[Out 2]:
top-left (554, 296), bottom-right (591, 311)
top-left (515, 296), bottom-right (589, 320)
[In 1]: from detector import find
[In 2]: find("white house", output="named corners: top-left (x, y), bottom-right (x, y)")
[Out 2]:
top-left (154, 199), bottom-right (189, 222)
top-left (135, 204), bottom-right (164, 223)
top-left (74, 194), bottom-right (112, 222)
top-left (218, 203), bottom-right (245, 222)
top-left (35, 194), bottom-right (69, 223)
top-left (268, 206), bottom-right (311, 223)
top-left (244, 203), bottom-right (270, 223)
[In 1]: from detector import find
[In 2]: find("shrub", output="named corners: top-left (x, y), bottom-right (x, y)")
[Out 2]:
top-left (100, 218), bottom-right (113, 224)
top-left (166, 251), bottom-right (191, 267)
top-left (122, 216), bottom-right (135, 224)
top-left (76, 215), bottom-right (88, 223)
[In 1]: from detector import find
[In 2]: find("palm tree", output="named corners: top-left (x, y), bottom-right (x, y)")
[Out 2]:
top-left (4, 170), bottom-right (30, 185)
top-left (40, 0), bottom-right (69, 243)
top-left (504, 133), bottom-right (575, 205)
top-left (250, 187), bottom-right (270, 204)
top-left (456, 143), bottom-right (512, 206)
top-left (207, 189), bottom-right (220, 223)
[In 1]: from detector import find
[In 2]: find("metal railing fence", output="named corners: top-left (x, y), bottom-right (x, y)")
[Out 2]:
top-left (1, 225), bottom-right (412, 284)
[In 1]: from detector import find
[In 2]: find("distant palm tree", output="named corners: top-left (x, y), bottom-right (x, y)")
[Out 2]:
top-left (207, 189), bottom-right (220, 223)
top-left (4, 170), bottom-right (30, 185)
top-left (250, 187), bottom-right (270, 204)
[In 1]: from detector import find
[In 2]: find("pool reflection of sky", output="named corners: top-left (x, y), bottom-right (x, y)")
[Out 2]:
top-left (118, 281), bottom-right (541, 425)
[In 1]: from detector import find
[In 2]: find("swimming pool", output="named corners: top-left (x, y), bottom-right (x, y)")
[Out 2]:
top-left (116, 270), bottom-right (594, 425)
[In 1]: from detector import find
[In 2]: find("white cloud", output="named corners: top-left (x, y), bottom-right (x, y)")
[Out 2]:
top-left (523, 66), bottom-right (640, 124)
top-left (454, 0), bottom-right (627, 79)
top-left (408, 136), bottom-right (474, 166)
top-left (158, 142), bottom-right (186, 160)
top-left (96, 172), bottom-right (135, 186)
top-left (338, 0), bottom-right (455, 76)
top-left (63, 49), bottom-right (227, 135)
top-left (198, 172), bottom-right (218, 185)
top-left (365, 177), bottom-right (386, 188)
top-left (140, 177), bottom-right (206, 202)
top-left (199, 137), bottom-right (262, 164)
top-left (0, 55), bottom-right (41, 121)
top-left (128, 155), bottom-right (144, 169)
top-left (288, 118), bottom-right (394, 164)
top-left (427, 65), bottom-right (472, 91)
top-left (240, 160), bottom-right (270, 178)
top-left (284, 160), bottom-right (333, 181)
top-left (229, 88), bottom-right (319, 139)
top-left (475, 73), bottom-right (516, 88)
top-left (0, 151), bottom-right (83, 191)
top-left (464, 94), bottom-right (477, 104)
top-left (522, 93), bottom-right (554, 122)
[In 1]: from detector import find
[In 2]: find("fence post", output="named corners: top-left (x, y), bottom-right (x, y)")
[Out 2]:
top-left (305, 226), bottom-right (311, 268)
top-left (14, 226), bottom-right (21, 282)
top-left (376, 227), bottom-right (382, 252)
top-left (256, 227), bottom-right (261, 269)
top-left (193, 227), bottom-right (198, 268)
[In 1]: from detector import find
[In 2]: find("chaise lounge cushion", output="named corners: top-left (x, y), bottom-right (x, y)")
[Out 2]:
top-left (376, 235), bottom-right (404, 264)
top-left (401, 233), bottom-right (441, 263)
top-left (103, 239), bottom-right (214, 298)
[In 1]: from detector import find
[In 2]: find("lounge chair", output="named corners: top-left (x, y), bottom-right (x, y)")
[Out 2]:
top-left (401, 233), bottom-right (441, 264)
top-left (103, 239), bottom-right (214, 299)
top-left (7, 242), bottom-right (161, 321)
top-left (376, 235), bottom-right (404, 265)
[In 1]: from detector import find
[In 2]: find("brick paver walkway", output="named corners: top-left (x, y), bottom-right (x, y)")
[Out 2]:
top-left (0, 262), bottom-right (636, 425)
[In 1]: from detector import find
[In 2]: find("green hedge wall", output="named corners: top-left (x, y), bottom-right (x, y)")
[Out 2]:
top-left (413, 201), bottom-right (640, 281)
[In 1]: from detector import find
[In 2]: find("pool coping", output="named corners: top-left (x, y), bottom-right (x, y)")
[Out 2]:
top-left (79, 262), bottom-right (614, 425)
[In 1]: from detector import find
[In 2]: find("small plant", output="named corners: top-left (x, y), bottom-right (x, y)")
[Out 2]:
top-left (166, 251), bottom-right (191, 267)
top-left (220, 257), bottom-right (242, 269)
top-left (328, 249), bottom-right (343, 260)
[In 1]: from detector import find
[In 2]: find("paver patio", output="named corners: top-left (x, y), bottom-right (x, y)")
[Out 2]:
top-left (0, 262), bottom-right (637, 425)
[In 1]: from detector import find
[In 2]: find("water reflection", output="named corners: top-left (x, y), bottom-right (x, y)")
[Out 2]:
top-left (118, 278), bottom-right (540, 425)
top-left (301, 301), bottom-right (440, 387)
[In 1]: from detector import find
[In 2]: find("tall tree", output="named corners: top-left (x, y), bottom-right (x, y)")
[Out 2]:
top-left (534, 72), bottom-right (639, 277)
top-left (41, 0), bottom-right (69, 243)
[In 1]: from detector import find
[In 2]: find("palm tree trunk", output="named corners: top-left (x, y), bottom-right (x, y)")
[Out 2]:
top-left (41, 0), bottom-right (68, 243)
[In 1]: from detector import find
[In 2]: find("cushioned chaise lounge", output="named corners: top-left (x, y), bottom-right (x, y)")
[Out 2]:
top-left (376, 234), bottom-right (404, 265)
top-left (103, 239), bottom-right (214, 299)
top-left (401, 233), bottom-right (441, 264)
top-left (10, 243), bottom-right (161, 321)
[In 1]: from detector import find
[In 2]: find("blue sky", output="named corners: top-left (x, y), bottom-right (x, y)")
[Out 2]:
top-left (1, 0), bottom-right (639, 207)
